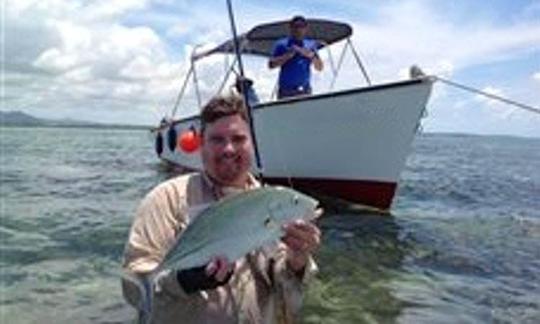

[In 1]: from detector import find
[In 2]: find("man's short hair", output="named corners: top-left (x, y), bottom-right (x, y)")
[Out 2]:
top-left (290, 15), bottom-right (307, 27)
top-left (200, 94), bottom-right (249, 134)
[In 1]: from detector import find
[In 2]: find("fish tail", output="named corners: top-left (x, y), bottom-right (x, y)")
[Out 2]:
top-left (122, 271), bottom-right (153, 324)
top-left (140, 276), bottom-right (153, 324)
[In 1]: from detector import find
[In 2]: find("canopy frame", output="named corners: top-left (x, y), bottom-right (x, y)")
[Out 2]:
top-left (169, 19), bottom-right (372, 117)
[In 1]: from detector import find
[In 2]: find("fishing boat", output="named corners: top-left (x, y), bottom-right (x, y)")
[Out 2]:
top-left (151, 18), bottom-right (434, 211)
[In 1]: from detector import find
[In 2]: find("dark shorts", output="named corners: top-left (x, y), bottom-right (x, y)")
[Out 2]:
top-left (277, 86), bottom-right (312, 99)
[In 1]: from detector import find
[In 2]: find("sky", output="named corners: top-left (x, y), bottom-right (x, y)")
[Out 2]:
top-left (2, 0), bottom-right (540, 137)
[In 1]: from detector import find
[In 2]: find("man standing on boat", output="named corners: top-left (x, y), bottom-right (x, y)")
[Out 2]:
top-left (122, 94), bottom-right (321, 323)
top-left (269, 16), bottom-right (324, 99)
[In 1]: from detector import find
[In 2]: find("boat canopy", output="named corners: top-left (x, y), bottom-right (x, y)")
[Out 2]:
top-left (192, 19), bottom-right (353, 61)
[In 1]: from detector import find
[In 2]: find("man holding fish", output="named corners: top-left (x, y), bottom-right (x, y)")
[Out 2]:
top-left (122, 94), bottom-right (322, 323)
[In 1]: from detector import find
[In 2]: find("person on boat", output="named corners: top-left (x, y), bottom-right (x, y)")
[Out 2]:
top-left (268, 15), bottom-right (324, 99)
top-left (234, 76), bottom-right (260, 106)
top-left (121, 94), bottom-right (321, 323)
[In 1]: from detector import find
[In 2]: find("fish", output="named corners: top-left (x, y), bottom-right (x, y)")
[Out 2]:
top-left (123, 185), bottom-right (319, 324)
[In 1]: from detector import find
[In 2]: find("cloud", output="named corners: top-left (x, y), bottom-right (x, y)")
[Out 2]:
top-left (3, 0), bottom-right (540, 134)
top-left (345, 1), bottom-right (540, 81)
top-left (533, 71), bottom-right (540, 82)
top-left (83, 0), bottom-right (149, 21)
top-left (4, 0), bottom-right (184, 124)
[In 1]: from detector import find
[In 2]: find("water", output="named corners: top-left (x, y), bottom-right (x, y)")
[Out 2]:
top-left (1, 127), bottom-right (539, 323)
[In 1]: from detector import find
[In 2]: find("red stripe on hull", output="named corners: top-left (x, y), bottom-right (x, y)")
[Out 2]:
top-left (263, 177), bottom-right (397, 210)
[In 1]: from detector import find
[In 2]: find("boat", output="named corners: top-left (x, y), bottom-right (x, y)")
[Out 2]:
top-left (151, 18), bottom-right (434, 211)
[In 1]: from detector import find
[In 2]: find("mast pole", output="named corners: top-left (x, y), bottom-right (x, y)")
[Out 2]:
top-left (225, 0), bottom-right (263, 174)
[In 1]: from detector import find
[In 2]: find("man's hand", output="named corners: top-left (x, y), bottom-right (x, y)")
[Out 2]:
top-left (268, 50), bottom-right (296, 69)
top-left (292, 45), bottom-right (316, 60)
top-left (281, 209), bottom-right (322, 273)
top-left (176, 255), bottom-right (234, 294)
top-left (205, 255), bottom-right (234, 282)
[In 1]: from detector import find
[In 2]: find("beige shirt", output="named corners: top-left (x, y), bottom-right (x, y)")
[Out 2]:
top-left (121, 172), bottom-right (317, 324)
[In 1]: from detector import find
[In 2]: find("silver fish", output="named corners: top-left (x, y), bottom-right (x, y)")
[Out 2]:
top-left (124, 185), bottom-right (319, 324)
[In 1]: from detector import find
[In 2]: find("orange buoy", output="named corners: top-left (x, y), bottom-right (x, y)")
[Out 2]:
top-left (178, 129), bottom-right (200, 153)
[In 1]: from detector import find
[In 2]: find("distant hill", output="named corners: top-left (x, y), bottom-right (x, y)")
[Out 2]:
top-left (0, 111), bottom-right (44, 126)
top-left (0, 110), bottom-right (150, 130)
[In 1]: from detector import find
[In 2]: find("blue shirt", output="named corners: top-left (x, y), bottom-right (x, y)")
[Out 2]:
top-left (271, 37), bottom-right (319, 91)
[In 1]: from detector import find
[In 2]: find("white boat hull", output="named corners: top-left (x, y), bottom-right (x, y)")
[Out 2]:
top-left (153, 78), bottom-right (433, 210)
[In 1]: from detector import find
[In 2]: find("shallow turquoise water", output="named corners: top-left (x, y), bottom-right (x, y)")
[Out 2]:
top-left (1, 127), bottom-right (539, 323)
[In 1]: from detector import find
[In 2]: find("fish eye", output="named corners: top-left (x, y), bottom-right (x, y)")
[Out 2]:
top-left (264, 217), bottom-right (275, 228)
top-left (293, 196), bottom-right (299, 205)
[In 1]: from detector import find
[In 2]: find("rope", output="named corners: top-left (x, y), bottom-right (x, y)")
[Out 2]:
top-left (434, 76), bottom-right (540, 115)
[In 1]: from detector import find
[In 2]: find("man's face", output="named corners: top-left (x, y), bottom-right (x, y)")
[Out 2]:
top-left (201, 114), bottom-right (253, 186)
top-left (290, 22), bottom-right (308, 40)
